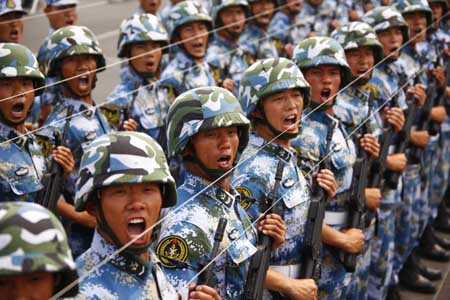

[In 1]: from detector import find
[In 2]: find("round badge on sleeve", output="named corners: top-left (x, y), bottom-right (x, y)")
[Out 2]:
top-left (156, 235), bottom-right (189, 269)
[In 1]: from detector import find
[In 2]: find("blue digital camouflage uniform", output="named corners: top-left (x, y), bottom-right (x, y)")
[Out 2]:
top-left (104, 63), bottom-right (171, 142)
top-left (207, 34), bottom-right (252, 96)
top-left (268, 11), bottom-right (303, 57)
top-left (292, 109), bottom-right (357, 299)
top-left (0, 123), bottom-right (46, 202)
top-left (238, 23), bottom-right (279, 62)
top-left (232, 133), bottom-right (311, 299)
top-left (156, 172), bottom-right (257, 300)
top-left (77, 230), bottom-right (181, 300)
top-left (160, 51), bottom-right (216, 97)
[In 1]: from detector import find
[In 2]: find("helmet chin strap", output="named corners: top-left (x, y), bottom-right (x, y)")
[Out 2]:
top-left (95, 192), bottom-right (150, 255)
top-left (255, 105), bottom-right (298, 140)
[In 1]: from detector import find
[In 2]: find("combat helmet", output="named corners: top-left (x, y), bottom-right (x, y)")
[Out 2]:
top-left (0, 0), bottom-right (26, 16)
top-left (0, 43), bottom-right (45, 95)
top-left (211, 0), bottom-right (250, 28)
top-left (362, 6), bottom-right (410, 44)
top-left (394, 0), bottom-right (433, 26)
top-left (0, 201), bottom-right (78, 297)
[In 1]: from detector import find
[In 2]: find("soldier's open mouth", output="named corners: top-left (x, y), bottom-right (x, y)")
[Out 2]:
top-left (128, 218), bottom-right (146, 242)
top-left (12, 103), bottom-right (24, 113)
top-left (146, 62), bottom-right (155, 69)
top-left (79, 75), bottom-right (90, 88)
top-left (321, 89), bottom-right (331, 99)
top-left (9, 29), bottom-right (18, 40)
top-left (192, 42), bottom-right (203, 50)
top-left (285, 114), bottom-right (297, 126)
top-left (218, 155), bottom-right (232, 168)
top-left (414, 28), bottom-right (422, 34)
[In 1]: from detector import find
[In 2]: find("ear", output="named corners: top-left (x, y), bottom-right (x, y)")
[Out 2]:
top-left (85, 199), bottom-right (98, 218)
top-left (44, 6), bottom-right (52, 14)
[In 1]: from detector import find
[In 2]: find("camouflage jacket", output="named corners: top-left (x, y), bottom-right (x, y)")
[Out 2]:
top-left (268, 11), bottom-right (304, 57)
top-left (291, 109), bottom-right (356, 213)
top-left (238, 23), bottom-right (278, 62)
top-left (77, 230), bottom-right (180, 300)
top-left (104, 63), bottom-right (171, 141)
top-left (232, 133), bottom-right (311, 265)
top-left (207, 34), bottom-right (252, 96)
top-left (155, 172), bottom-right (257, 300)
top-left (160, 50), bottom-right (216, 97)
top-left (0, 122), bottom-right (46, 202)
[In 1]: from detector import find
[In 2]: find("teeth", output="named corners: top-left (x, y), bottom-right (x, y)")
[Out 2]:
top-left (129, 218), bottom-right (144, 224)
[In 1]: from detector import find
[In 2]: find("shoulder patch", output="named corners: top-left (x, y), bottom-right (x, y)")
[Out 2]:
top-left (34, 135), bottom-right (53, 158)
top-left (99, 103), bottom-right (121, 127)
top-left (365, 83), bottom-right (379, 98)
top-left (156, 235), bottom-right (189, 269)
top-left (236, 186), bottom-right (253, 211)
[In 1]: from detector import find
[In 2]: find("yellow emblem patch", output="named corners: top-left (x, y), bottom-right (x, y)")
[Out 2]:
top-left (35, 135), bottom-right (53, 158)
top-left (365, 83), bottom-right (379, 98)
top-left (99, 104), bottom-right (121, 127)
top-left (7, 0), bottom-right (16, 9)
top-left (236, 186), bottom-right (253, 211)
top-left (156, 236), bottom-right (189, 269)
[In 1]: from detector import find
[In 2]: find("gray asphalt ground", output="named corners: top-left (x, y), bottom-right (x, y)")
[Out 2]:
top-left (20, 2), bottom-right (450, 300)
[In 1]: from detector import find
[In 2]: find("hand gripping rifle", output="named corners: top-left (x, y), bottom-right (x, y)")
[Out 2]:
top-left (384, 73), bottom-right (420, 189)
top-left (197, 218), bottom-right (228, 287)
top-left (36, 105), bottom-right (74, 213)
top-left (243, 160), bottom-right (285, 300)
top-left (342, 92), bottom-right (373, 272)
top-left (299, 120), bottom-right (336, 281)
top-left (428, 61), bottom-right (448, 135)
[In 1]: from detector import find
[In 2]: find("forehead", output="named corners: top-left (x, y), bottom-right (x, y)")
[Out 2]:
top-left (345, 46), bottom-right (374, 55)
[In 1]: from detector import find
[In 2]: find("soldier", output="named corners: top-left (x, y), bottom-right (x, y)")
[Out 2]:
top-left (268, 0), bottom-right (303, 58)
top-left (291, 36), bottom-right (367, 300)
top-left (0, 201), bottom-right (79, 299)
top-left (38, 25), bottom-right (111, 258)
top-left (160, 1), bottom-right (216, 97)
top-left (207, 0), bottom-right (252, 95)
top-left (238, 0), bottom-right (279, 62)
top-left (74, 131), bottom-right (219, 300)
top-left (37, 0), bottom-right (79, 127)
top-left (0, 43), bottom-right (74, 202)
top-left (331, 22), bottom-right (384, 300)
top-left (0, 0), bottom-right (25, 43)
top-left (232, 58), bottom-right (337, 299)
top-left (105, 13), bottom-right (169, 144)
top-left (156, 86), bottom-right (286, 299)
top-left (137, 0), bottom-right (162, 15)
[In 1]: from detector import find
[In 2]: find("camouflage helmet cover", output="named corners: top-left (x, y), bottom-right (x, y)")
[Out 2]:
top-left (362, 6), bottom-right (410, 43)
top-left (239, 57), bottom-right (311, 117)
top-left (45, 0), bottom-right (79, 6)
top-left (117, 13), bottom-right (169, 58)
top-left (46, 25), bottom-right (106, 76)
top-left (394, 0), bottom-right (433, 26)
top-left (211, 0), bottom-right (250, 27)
top-left (0, 201), bottom-right (78, 296)
top-left (0, 43), bottom-right (46, 96)
top-left (167, 1), bottom-right (213, 43)
top-left (293, 36), bottom-right (352, 88)
top-left (75, 132), bottom-right (177, 211)
top-left (0, 0), bottom-right (26, 16)
top-left (167, 86), bottom-right (251, 157)
top-left (331, 22), bottom-right (384, 64)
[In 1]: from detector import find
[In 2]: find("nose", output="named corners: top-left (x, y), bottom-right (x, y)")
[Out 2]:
top-left (218, 133), bottom-right (232, 150)
top-left (127, 189), bottom-right (146, 210)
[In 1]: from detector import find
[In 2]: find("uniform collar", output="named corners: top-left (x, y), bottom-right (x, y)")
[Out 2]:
top-left (0, 122), bottom-right (32, 149)
top-left (176, 50), bottom-right (197, 68)
top-left (61, 97), bottom-right (97, 118)
top-left (249, 133), bottom-right (293, 163)
top-left (184, 172), bottom-right (236, 208)
top-left (304, 108), bottom-right (337, 126)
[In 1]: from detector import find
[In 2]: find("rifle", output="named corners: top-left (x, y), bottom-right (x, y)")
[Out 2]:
top-left (408, 73), bottom-right (437, 164)
top-left (197, 218), bottom-right (228, 287)
top-left (243, 161), bottom-right (285, 300)
top-left (299, 120), bottom-right (336, 281)
top-left (36, 105), bottom-right (74, 213)
top-left (342, 92), bottom-right (373, 272)
top-left (428, 62), bottom-right (448, 135)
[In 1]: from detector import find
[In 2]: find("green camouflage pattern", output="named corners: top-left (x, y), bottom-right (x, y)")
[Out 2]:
top-left (46, 25), bottom-right (106, 77)
top-left (0, 0), bottom-right (25, 16)
top-left (167, 0), bottom-right (213, 43)
top-left (0, 201), bottom-right (78, 295)
top-left (238, 57), bottom-right (311, 117)
top-left (331, 21), bottom-right (384, 64)
top-left (211, 0), bottom-right (249, 26)
top-left (362, 6), bottom-right (410, 44)
top-left (394, 0), bottom-right (433, 25)
top-left (0, 43), bottom-right (45, 96)
top-left (117, 13), bottom-right (169, 58)
top-left (293, 37), bottom-right (352, 88)
top-left (166, 86), bottom-right (250, 157)
top-left (75, 131), bottom-right (177, 211)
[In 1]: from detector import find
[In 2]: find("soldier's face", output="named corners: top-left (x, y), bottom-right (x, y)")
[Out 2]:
top-left (0, 12), bottom-right (24, 43)
top-left (286, 0), bottom-right (303, 14)
top-left (61, 54), bottom-right (97, 98)
top-left (219, 6), bottom-right (246, 35)
top-left (251, 0), bottom-right (275, 27)
top-left (304, 65), bottom-right (341, 105)
top-left (404, 12), bottom-right (428, 42)
top-left (377, 27), bottom-right (403, 60)
top-left (259, 89), bottom-right (304, 135)
top-left (44, 4), bottom-right (78, 30)
top-left (139, 0), bottom-right (161, 15)
top-left (430, 3), bottom-right (443, 28)
top-left (178, 21), bottom-right (209, 59)
top-left (0, 78), bottom-right (35, 128)
top-left (0, 272), bottom-right (55, 300)
top-left (307, 0), bottom-right (323, 6)
top-left (97, 183), bottom-right (163, 250)
top-left (190, 126), bottom-right (239, 171)
top-left (345, 46), bottom-right (375, 82)
top-left (130, 41), bottom-right (163, 77)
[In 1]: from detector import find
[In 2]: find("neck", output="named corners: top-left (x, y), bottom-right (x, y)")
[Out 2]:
top-left (185, 162), bottom-right (231, 192)
top-left (326, 107), bottom-right (334, 115)
top-left (255, 124), bottom-right (291, 148)
top-left (63, 87), bottom-right (93, 105)
top-left (253, 20), bottom-right (269, 32)
top-left (14, 123), bottom-right (26, 133)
